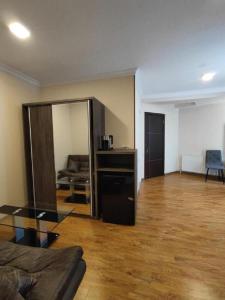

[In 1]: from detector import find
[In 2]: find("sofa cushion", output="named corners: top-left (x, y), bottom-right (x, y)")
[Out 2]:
top-left (80, 161), bottom-right (89, 168)
top-left (60, 171), bottom-right (89, 180)
top-left (80, 166), bottom-right (89, 172)
top-left (0, 241), bottom-right (85, 300)
top-left (0, 279), bottom-right (24, 300)
top-left (68, 160), bottom-right (80, 172)
top-left (0, 266), bottom-right (36, 299)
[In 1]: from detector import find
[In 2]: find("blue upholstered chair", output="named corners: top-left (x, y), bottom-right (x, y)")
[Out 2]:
top-left (205, 150), bottom-right (225, 183)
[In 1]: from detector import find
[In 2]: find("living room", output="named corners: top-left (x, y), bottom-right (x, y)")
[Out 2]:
top-left (1, 1), bottom-right (225, 300)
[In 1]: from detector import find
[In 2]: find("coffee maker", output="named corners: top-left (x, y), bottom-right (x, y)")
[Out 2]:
top-left (100, 135), bottom-right (113, 150)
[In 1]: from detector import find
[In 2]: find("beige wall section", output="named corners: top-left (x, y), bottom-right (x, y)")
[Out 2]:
top-left (0, 74), bottom-right (134, 209)
top-left (0, 71), bottom-right (39, 207)
top-left (40, 76), bottom-right (135, 148)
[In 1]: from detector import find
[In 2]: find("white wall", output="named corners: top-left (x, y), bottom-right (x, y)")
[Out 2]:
top-left (0, 71), bottom-right (39, 207)
top-left (52, 102), bottom-right (89, 175)
top-left (179, 101), bottom-right (225, 173)
top-left (138, 103), bottom-right (179, 181)
top-left (52, 104), bottom-right (73, 174)
top-left (70, 102), bottom-right (89, 155)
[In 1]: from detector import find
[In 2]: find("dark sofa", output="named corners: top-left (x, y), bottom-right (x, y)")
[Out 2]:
top-left (58, 155), bottom-right (89, 181)
top-left (0, 241), bottom-right (86, 300)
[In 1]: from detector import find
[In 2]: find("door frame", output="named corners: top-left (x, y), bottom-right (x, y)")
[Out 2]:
top-left (144, 112), bottom-right (165, 179)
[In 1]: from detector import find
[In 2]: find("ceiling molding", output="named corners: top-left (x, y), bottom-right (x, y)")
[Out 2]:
top-left (142, 87), bottom-right (225, 103)
top-left (0, 63), bottom-right (40, 87)
top-left (177, 97), bottom-right (225, 109)
top-left (41, 68), bottom-right (137, 87)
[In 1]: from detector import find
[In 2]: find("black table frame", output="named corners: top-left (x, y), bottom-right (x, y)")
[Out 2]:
top-left (0, 205), bottom-right (71, 248)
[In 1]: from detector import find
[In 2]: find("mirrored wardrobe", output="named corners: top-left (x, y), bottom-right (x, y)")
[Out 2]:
top-left (23, 98), bottom-right (105, 218)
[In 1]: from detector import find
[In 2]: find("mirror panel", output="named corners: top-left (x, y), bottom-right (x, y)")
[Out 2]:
top-left (52, 101), bottom-right (92, 216)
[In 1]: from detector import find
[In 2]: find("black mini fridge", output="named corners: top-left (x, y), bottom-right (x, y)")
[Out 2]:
top-left (100, 173), bottom-right (135, 225)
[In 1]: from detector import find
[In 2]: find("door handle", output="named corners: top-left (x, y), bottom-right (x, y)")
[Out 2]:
top-left (128, 197), bottom-right (134, 201)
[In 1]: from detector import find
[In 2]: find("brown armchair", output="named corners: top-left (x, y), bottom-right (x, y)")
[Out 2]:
top-left (58, 155), bottom-right (90, 181)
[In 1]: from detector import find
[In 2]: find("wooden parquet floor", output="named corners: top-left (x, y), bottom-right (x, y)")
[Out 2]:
top-left (52, 173), bottom-right (225, 299)
top-left (1, 173), bottom-right (225, 299)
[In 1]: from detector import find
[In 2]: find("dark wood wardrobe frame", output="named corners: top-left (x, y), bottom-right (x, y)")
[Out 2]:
top-left (23, 97), bottom-right (105, 218)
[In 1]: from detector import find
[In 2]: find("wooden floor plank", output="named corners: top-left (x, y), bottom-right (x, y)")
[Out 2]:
top-left (2, 173), bottom-right (225, 299)
top-left (52, 174), bottom-right (225, 299)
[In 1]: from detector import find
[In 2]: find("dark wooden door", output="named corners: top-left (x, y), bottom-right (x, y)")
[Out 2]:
top-left (29, 105), bottom-right (56, 210)
top-left (145, 112), bottom-right (165, 179)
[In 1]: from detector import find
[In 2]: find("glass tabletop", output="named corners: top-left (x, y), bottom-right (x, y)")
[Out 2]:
top-left (0, 205), bottom-right (72, 233)
top-left (57, 177), bottom-right (90, 186)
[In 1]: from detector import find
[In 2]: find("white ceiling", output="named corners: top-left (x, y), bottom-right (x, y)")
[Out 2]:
top-left (0, 0), bottom-right (225, 100)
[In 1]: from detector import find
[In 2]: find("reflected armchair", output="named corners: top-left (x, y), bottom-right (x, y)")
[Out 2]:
top-left (205, 150), bottom-right (225, 183)
top-left (58, 155), bottom-right (90, 181)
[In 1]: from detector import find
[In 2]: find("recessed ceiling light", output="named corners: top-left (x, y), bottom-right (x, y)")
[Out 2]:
top-left (201, 72), bottom-right (216, 82)
top-left (8, 22), bottom-right (30, 39)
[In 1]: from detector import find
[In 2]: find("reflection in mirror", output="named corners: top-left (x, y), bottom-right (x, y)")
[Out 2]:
top-left (52, 102), bottom-right (91, 216)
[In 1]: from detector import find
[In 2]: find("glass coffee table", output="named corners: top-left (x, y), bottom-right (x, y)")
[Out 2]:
top-left (0, 205), bottom-right (72, 248)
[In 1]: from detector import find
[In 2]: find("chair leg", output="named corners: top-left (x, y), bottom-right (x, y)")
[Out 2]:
top-left (205, 168), bottom-right (209, 182)
top-left (222, 170), bottom-right (225, 184)
top-left (218, 169), bottom-right (221, 181)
